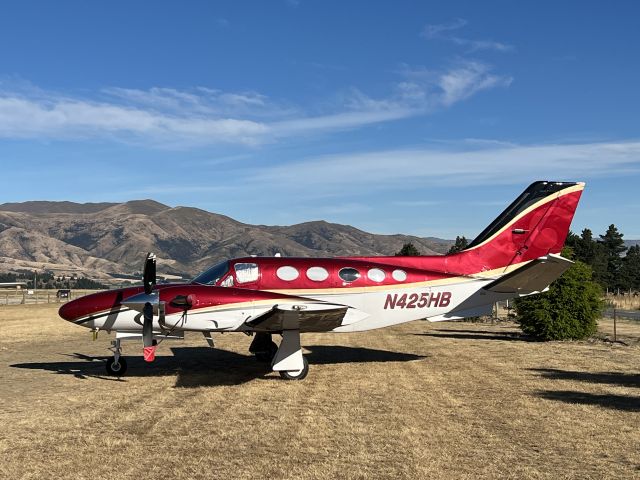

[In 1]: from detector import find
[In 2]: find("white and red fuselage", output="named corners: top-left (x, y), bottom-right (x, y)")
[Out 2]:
top-left (60, 181), bottom-right (585, 336)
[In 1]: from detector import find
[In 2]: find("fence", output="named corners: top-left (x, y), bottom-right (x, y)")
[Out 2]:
top-left (605, 293), bottom-right (640, 310)
top-left (0, 289), bottom-right (100, 306)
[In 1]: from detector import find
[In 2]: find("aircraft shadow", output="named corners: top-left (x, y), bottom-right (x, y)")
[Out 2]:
top-left (305, 345), bottom-right (426, 365)
top-left (535, 390), bottom-right (640, 412)
top-left (10, 345), bottom-right (426, 388)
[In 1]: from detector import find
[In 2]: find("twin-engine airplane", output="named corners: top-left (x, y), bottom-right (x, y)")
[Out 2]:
top-left (59, 181), bottom-right (585, 380)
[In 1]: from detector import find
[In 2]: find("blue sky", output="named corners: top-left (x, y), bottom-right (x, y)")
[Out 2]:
top-left (1, 1), bottom-right (639, 239)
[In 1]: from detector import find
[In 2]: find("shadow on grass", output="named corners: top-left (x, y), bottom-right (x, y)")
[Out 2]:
top-left (416, 330), bottom-right (533, 342)
top-left (530, 368), bottom-right (640, 388)
top-left (536, 390), bottom-right (640, 412)
top-left (10, 345), bottom-right (426, 388)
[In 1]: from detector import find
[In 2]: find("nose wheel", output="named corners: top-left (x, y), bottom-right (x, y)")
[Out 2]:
top-left (106, 338), bottom-right (127, 376)
top-left (106, 356), bottom-right (128, 376)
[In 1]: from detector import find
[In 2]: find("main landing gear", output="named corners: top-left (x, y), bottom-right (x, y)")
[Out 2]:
top-left (249, 332), bottom-right (278, 363)
top-left (278, 356), bottom-right (309, 381)
top-left (106, 338), bottom-right (127, 376)
top-left (250, 330), bottom-right (309, 380)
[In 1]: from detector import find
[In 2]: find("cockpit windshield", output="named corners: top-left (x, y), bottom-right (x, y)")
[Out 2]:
top-left (192, 260), bottom-right (230, 286)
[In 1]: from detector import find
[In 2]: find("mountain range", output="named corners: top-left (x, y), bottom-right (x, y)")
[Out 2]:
top-left (0, 200), bottom-right (453, 281)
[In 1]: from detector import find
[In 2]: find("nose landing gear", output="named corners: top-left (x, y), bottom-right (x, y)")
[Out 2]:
top-left (106, 338), bottom-right (127, 376)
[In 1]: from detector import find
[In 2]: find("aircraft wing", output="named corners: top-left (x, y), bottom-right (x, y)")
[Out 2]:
top-left (246, 303), bottom-right (353, 332)
top-left (483, 254), bottom-right (573, 295)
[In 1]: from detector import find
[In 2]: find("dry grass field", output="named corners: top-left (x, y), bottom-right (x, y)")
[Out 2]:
top-left (1, 304), bottom-right (639, 479)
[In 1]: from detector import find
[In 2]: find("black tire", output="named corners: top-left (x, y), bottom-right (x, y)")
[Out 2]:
top-left (279, 356), bottom-right (309, 381)
top-left (255, 340), bottom-right (278, 363)
top-left (106, 356), bottom-right (128, 376)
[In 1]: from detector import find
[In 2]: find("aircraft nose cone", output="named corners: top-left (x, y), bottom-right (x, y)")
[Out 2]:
top-left (58, 287), bottom-right (143, 323)
top-left (58, 300), bottom-right (78, 321)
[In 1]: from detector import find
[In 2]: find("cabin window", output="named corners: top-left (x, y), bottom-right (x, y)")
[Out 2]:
top-left (339, 267), bottom-right (361, 283)
top-left (235, 263), bottom-right (259, 283)
top-left (367, 268), bottom-right (385, 282)
top-left (276, 266), bottom-right (299, 281)
top-left (306, 266), bottom-right (329, 282)
top-left (220, 275), bottom-right (234, 287)
top-left (392, 269), bottom-right (407, 282)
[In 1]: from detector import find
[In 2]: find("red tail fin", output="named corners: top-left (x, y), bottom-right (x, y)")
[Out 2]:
top-left (446, 181), bottom-right (585, 273)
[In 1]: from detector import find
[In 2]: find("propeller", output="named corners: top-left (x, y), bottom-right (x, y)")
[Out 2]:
top-left (143, 252), bottom-right (156, 295)
top-left (142, 252), bottom-right (157, 361)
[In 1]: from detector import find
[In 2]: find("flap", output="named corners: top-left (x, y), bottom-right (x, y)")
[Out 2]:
top-left (246, 303), bottom-right (349, 333)
top-left (483, 254), bottom-right (573, 295)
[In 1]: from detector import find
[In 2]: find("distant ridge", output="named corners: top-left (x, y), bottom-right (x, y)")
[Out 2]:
top-left (0, 200), bottom-right (453, 280)
top-left (625, 239), bottom-right (640, 249)
top-left (0, 200), bottom-right (118, 214)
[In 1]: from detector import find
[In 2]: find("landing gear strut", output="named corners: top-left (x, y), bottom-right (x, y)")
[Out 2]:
top-left (106, 338), bottom-right (128, 376)
top-left (249, 332), bottom-right (278, 363)
top-left (272, 330), bottom-right (308, 381)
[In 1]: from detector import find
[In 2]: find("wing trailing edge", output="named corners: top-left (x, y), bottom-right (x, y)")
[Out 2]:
top-left (246, 302), bottom-right (367, 332)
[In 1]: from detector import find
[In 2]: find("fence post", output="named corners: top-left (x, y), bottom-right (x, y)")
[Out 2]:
top-left (613, 308), bottom-right (617, 343)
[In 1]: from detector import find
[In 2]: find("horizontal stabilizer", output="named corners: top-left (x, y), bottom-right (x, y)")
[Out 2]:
top-left (483, 254), bottom-right (573, 295)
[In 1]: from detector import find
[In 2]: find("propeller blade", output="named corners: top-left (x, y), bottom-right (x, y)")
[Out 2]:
top-left (142, 302), bottom-right (156, 362)
top-left (142, 302), bottom-right (154, 347)
top-left (143, 252), bottom-right (156, 295)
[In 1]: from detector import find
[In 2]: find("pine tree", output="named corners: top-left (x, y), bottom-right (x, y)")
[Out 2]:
top-left (395, 243), bottom-right (420, 256)
top-left (447, 236), bottom-right (469, 254)
top-left (620, 245), bottom-right (640, 290)
top-left (598, 224), bottom-right (627, 291)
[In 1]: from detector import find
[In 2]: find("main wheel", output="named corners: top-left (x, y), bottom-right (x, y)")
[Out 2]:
top-left (106, 356), bottom-right (128, 376)
top-left (279, 356), bottom-right (309, 381)
top-left (255, 340), bottom-right (278, 363)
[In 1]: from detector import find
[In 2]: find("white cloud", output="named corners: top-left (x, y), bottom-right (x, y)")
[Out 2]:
top-left (422, 18), bottom-right (514, 53)
top-left (437, 61), bottom-right (513, 106)
top-left (422, 18), bottom-right (468, 38)
top-left (0, 62), bottom-right (511, 147)
top-left (250, 140), bottom-right (640, 193)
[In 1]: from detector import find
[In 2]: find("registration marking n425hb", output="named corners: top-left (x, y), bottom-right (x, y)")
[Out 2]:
top-left (383, 292), bottom-right (451, 310)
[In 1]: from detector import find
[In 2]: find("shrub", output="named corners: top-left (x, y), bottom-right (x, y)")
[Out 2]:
top-left (514, 260), bottom-right (604, 340)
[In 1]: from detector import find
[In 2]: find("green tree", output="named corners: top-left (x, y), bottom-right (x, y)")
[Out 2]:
top-left (73, 277), bottom-right (109, 289)
top-left (447, 236), bottom-right (469, 254)
top-left (620, 245), bottom-right (640, 290)
top-left (395, 243), bottom-right (420, 256)
top-left (514, 259), bottom-right (603, 340)
top-left (598, 224), bottom-right (627, 290)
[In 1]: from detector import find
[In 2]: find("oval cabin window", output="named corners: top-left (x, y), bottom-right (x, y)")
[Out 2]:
top-left (392, 269), bottom-right (407, 282)
top-left (367, 268), bottom-right (385, 282)
top-left (276, 266), bottom-right (299, 281)
top-left (306, 266), bottom-right (329, 282)
top-left (339, 267), bottom-right (361, 283)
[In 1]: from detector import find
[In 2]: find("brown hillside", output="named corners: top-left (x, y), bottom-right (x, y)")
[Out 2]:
top-left (0, 201), bottom-right (452, 278)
